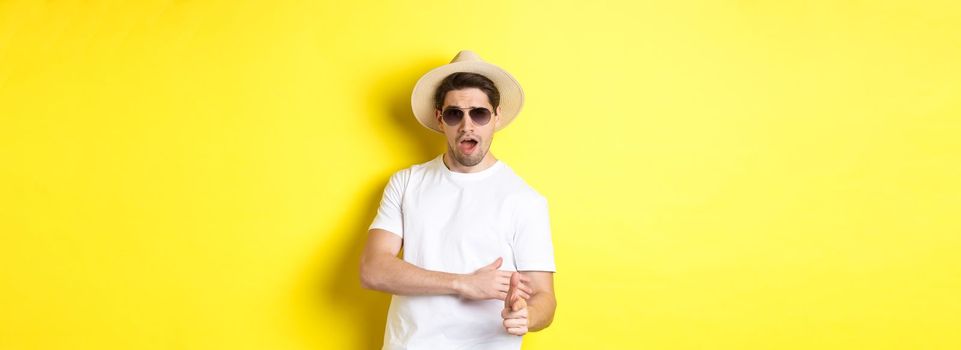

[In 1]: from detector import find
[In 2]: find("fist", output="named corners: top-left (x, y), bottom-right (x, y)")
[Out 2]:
top-left (501, 272), bottom-right (529, 336)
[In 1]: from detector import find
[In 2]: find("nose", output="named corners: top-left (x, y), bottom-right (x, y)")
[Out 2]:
top-left (458, 113), bottom-right (476, 133)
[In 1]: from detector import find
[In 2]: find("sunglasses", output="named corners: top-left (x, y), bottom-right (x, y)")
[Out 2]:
top-left (440, 106), bottom-right (494, 126)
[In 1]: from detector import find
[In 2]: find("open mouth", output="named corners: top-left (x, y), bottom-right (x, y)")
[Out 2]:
top-left (458, 138), bottom-right (479, 155)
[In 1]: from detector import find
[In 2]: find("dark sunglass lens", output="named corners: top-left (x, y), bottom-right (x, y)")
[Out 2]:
top-left (442, 109), bottom-right (464, 126)
top-left (469, 108), bottom-right (491, 125)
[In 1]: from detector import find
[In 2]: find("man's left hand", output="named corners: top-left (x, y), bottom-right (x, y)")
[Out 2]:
top-left (501, 272), bottom-right (529, 336)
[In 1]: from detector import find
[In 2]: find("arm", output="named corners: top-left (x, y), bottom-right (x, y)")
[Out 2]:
top-left (359, 228), bottom-right (458, 295)
top-left (502, 271), bottom-right (556, 335)
top-left (521, 271), bottom-right (556, 331)
top-left (359, 228), bottom-right (533, 300)
top-left (501, 194), bottom-right (557, 334)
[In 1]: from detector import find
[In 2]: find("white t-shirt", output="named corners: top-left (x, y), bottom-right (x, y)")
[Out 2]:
top-left (368, 153), bottom-right (557, 350)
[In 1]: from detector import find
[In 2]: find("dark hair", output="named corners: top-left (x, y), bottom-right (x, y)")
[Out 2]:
top-left (433, 72), bottom-right (500, 115)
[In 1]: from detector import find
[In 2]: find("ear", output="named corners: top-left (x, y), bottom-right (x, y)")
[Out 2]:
top-left (494, 106), bottom-right (502, 129)
top-left (435, 109), bottom-right (444, 132)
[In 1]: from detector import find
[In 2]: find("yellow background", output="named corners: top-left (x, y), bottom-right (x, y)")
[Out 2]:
top-left (2, 0), bottom-right (959, 349)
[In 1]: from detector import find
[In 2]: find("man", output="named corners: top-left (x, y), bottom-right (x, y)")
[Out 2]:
top-left (360, 50), bottom-right (557, 350)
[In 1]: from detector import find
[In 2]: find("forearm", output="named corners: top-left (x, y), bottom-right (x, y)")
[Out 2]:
top-left (525, 292), bottom-right (557, 331)
top-left (360, 253), bottom-right (463, 296)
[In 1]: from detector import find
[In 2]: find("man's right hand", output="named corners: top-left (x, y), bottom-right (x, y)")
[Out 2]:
top-left (454, 257), bottom-right (534, 301)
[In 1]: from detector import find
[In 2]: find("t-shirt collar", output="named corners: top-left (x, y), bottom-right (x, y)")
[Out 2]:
top-left (436, 153), bottom-right (503, 182)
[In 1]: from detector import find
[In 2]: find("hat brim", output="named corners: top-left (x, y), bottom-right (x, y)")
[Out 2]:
top-left (410, 60), bottom-right (524, 134)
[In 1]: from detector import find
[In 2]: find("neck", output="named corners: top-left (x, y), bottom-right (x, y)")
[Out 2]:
top-left (443, 151), bottom-right (498, 173)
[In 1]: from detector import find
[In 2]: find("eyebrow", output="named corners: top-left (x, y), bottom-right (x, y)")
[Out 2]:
top-left (443, 106), bottom-right (486, 109)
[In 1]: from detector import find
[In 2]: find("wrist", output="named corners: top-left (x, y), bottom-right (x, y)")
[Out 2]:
top-left (451, 274), bottom-right (465, 296)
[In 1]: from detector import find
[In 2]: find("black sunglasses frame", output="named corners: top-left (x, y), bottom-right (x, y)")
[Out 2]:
top-left (439, 106), bottom-right (496, 127)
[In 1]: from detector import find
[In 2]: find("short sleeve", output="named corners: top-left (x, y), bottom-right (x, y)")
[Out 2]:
top-left (368, 169), bottom-right (408, 238)
top-left (511, 194), bottom-right (557, 272)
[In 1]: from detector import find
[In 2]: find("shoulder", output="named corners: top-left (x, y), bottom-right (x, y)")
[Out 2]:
top-left (499, 162), bottom-right (549, 207)
top-left (385, 155), bottom-right (440, 187)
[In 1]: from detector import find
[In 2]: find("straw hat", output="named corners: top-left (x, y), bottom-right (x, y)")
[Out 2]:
top-left (410, 50), bottom-right (525, 134)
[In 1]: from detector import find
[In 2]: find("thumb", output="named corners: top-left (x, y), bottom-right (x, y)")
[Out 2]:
top-left (505, 272), bottom-right (527, 310)
top-left (509, 271), bottom-right (522, 289)
top-left (511, 296), bottom-right (527, 312)
top-left (482, 257), bottom-right (503, 271)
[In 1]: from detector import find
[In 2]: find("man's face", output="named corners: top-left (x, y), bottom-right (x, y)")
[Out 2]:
top-left (436, 88), bottom-right (501, 167)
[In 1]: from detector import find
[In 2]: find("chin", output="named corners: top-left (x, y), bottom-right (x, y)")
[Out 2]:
top-left (453, 150), bottom-right (485, 167)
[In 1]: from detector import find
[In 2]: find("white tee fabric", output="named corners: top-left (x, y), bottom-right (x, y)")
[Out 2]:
top-left (368, 153), bottom-right (556, 350)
